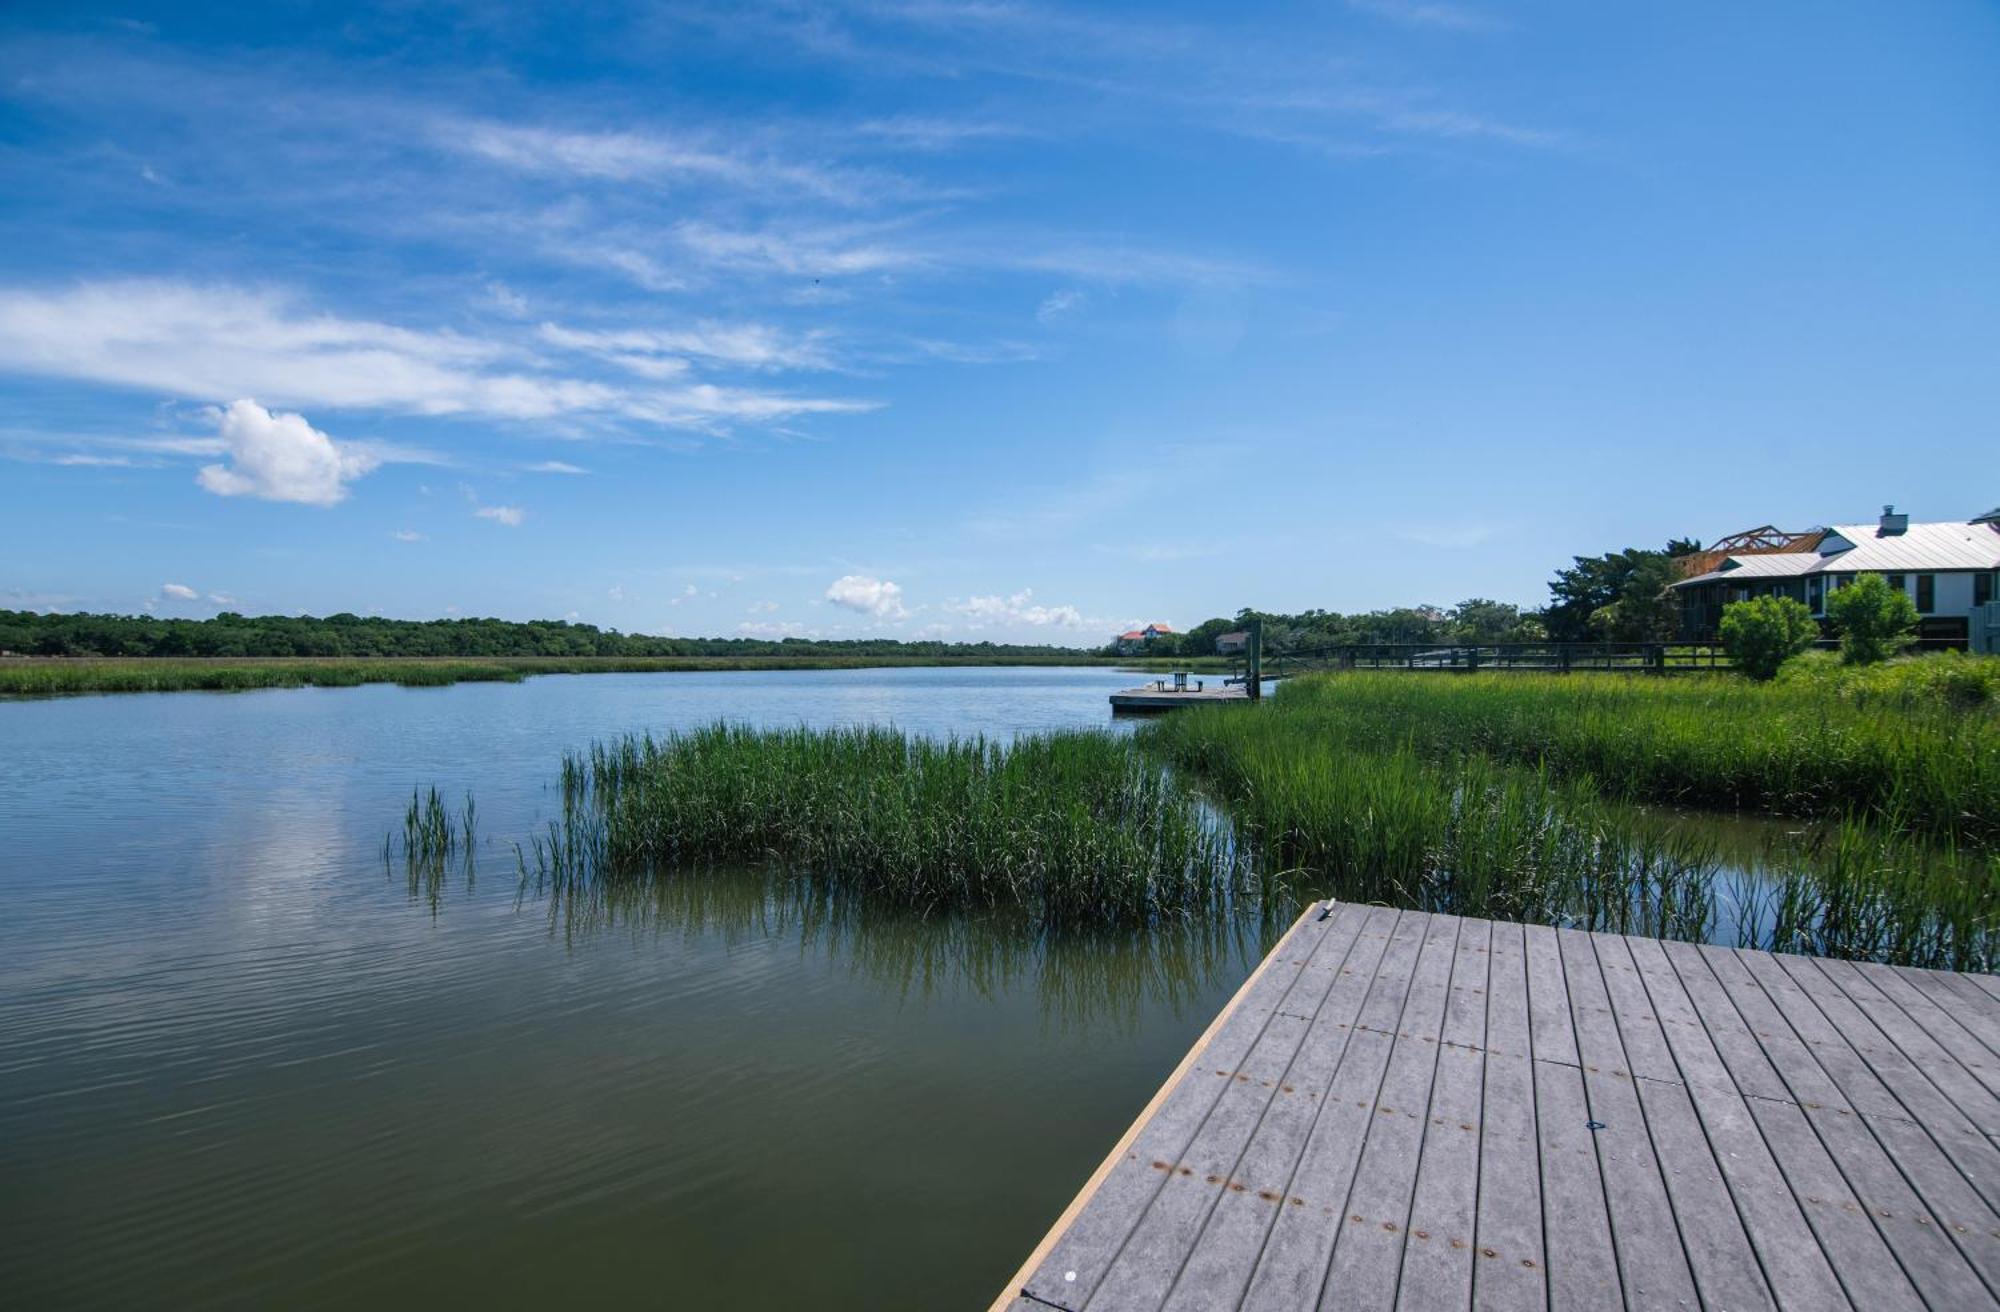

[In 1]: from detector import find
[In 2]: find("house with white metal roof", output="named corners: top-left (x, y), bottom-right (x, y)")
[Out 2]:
top-left (1672, 506), bottom-right (2000, 650)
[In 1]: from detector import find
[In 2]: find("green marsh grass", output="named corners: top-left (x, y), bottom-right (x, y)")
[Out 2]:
top-left (526, 724), bottom-right (1257, 932)
top-left (1210, 670), bottom-right (2000, 846)
top-left (388, 786), bottom-right (477, 914)
top-left (1143, 677), bottom-right (2000, 969)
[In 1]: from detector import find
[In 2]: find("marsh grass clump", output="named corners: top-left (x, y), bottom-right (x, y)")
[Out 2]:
top-left (388, 786), bottom-right (477, 913)
top-left (526, 724), bottom-right (1257, 931)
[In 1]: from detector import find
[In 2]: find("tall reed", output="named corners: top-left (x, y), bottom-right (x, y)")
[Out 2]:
top-left (525, 725), bottom-right (1257, 932)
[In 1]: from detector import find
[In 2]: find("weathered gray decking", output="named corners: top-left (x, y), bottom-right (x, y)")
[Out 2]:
top-left (1108, 684), bottom-right (1250, 711)
top-left (993, 901), bottom-right (2000, 1311)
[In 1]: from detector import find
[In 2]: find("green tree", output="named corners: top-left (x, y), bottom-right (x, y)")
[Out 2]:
top-left (1544, 538), bottom-right (1700, 641)
top-left (1718, 595), bottom-right (1818, 679)
top-left (1825, 573), bottom-right (1919, 665)
top-left (1447, 598), bottom-right (1522, 642)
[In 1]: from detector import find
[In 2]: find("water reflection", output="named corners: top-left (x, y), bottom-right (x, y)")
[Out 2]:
top-left (532, 862), bottom-right (1282, 1033)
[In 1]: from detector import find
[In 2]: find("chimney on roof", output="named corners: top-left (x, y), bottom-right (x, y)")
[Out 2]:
top-left (1878, 504), bottom-right (1908, 536)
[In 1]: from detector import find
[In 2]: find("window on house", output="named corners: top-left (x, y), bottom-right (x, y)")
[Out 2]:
top-left (1807, 575), bottom-right (1825, 613)
top-left (1978, 573), bottom-right (1995, 607)
top-left (1916, 574), bottom-right (1934, 613)
top-left (1885, 573), bottom-right (1905, 594)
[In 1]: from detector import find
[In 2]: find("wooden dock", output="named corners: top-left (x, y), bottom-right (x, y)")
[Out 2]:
top-left (993, 901), bottom-right (2000, 1311)
top-left (1109, 684), bottom-right (1250, 712)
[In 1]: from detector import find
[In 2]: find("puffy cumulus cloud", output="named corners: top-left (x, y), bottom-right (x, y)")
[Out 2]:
top-left (824, 573), bottom-right (907, 619)
top-left (474, 504), bottom-right (524, 526)
top-left (161, 582), bottom-right (197, 600)
top-left (947, 588), bottom-right (1085, 628)
top-left (196, 399), bottom-right (380, 505)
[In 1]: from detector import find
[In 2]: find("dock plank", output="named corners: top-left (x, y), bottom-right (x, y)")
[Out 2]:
top-left (1621, 936), bottom-right (1846, 1310)
top-left (1236, 912), bottom-right (1430, 1311)
top-left (1000, 901), bottom-right (1357, 1312)
top-left (1085, 910), bottom-right (1375, 1312)
top-left (1394, 918), bottom-right (1492, 1312)
top-left (1468, 920), bottom-right (1545, 1312)
top-left (1156, 907), bottom-right (1401, 1312)
top-left (1816, 957), bottom-right (2000, 1134)
top-left (992, 909), bottom-right (2000, 1312)
top-left (1708, 946), bottom-right (2000, 1308)
top-left (1321, 914), bottom-right (1461, 1311)
top-left (1557, 928), bottom-right (1699, 1309)
top-left (1765, 953), bottom-right (2000, 1215)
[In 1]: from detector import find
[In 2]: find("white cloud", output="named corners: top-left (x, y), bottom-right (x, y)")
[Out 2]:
top-left (540, 321), bottom-right (836, 372)
top-left (523, 459), bottom-right (589, 474)
top-left (474, 505), bottom-right (524, 526)
top-left (0, 281), bottom-right (872, 431)
top-left (667, 583), bottom-right (700, 606)
top-left (672, 220), bottom-right (925, 278)
top-left (483, 280), bottom-right (530, 316)
top-left (449, 121), bottom-right (867, 203)
top-left (161, 582), bottom-right (197, 600)
top-left (206, 592), bottom-right (236, 606)
top-left (825, 573), bottom-right (908, 619)
top-left (747, 600), bottom-right (779, 614)
top-left (737, 619), bottom-right (812, 638)
top-left (608, 585), bottom-right (625, 601)
top-left (391, 529), bottom-right (425, 542)
top-left (196, 400), bottom-right (380, 506)
top-left (1037, 289), bottom-right (1086, 322)
top-left (947, 588), bottom-right (1086, 628)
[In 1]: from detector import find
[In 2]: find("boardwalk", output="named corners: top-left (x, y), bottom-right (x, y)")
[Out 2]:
top-left (993, 901), bottom-right (2000, 1311)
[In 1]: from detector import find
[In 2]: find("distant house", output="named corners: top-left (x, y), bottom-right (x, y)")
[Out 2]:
top-left (1114, 623), bottom-right (1175, 654)
top-left (1214, 630), bottom-right (1250, 655)
top-left (1672, 506), bottom-right (2000, 651)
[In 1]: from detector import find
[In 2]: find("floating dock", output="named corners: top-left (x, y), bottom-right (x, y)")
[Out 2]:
top-left (993, 900), bottom-right (2000, 1311)
top-left (1108, 684), bottom-right (1251, 712)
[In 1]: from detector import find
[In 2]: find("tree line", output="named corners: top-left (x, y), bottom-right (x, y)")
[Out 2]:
top-left (1122, 536), bottom-right (1704, 657)
top-left (4, 536), bottom-right (1702, 661)
top-left (0, 610), bottom-right (1097, 661)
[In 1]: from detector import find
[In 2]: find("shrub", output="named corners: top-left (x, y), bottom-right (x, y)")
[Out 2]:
top-left (1777, 649), bottom-right (2000, 709)
top-left (1719, 595), bottom-right (1819, 680)
top-left (1825, 572), bottom-right (1918, 665)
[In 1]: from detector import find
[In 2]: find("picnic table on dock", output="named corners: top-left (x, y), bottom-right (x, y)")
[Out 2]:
top-left (1108, 674), bottom-right (1248, 711)
top-left (993, 900), bottom-right (2000, 1311)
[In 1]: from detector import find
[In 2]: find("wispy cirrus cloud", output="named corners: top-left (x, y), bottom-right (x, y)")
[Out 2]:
top-left (540, 321), bottom-right (837, 373)
top-left (0, 281), bottom-right (875, 433)
top-left (445, 120), bottom-right (884, 204)
top-left (1346, 0), bottom-right (1501, 33)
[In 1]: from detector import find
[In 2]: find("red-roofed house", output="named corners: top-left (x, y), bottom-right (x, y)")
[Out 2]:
top-left (1113, 623), bottom-right (1175, 654)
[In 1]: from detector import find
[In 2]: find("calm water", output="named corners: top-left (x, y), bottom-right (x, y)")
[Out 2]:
top-left (0, 667), bottom-right (1277, 1310)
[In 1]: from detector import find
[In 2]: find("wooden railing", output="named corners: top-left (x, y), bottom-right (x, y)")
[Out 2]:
top-left (1250, 641), bottom-right (1738, 676)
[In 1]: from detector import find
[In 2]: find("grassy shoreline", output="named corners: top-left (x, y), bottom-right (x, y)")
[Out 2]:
top-left (1189, 670), bottom-right (2000, 846)
top-left (0, 653), bottom-right (1229, 697)
top-left (498, 665), bottom-right (2000, 968)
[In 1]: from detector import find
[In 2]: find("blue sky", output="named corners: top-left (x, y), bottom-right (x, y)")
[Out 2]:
top-left (2, 1), bottom-right (1996, 643)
